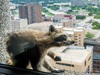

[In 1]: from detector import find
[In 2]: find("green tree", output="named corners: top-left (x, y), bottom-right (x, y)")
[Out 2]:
top-left (88, 12), bottom-right (92, 16)
top-left (92, 21), bottom-right (99, 26)
top-left (96, 23), bottom-right (100, 28)
top-left (76, 15), bottom-right (86, 19)
top-left (92, 26), bottom-right (99, 29)
top-left (96, 12), bottom-right (100, 15)
top-left (94, 15), bottom-right (100, 19)
top-left (86, 32), bottom-right (94, 38)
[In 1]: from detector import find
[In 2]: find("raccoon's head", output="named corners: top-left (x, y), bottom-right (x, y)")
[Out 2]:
top-left (49, 25), bottom-right (74, 46)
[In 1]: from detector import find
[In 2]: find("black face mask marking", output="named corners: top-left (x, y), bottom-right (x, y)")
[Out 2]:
top-left (54, 35), bottom-right (67, 41)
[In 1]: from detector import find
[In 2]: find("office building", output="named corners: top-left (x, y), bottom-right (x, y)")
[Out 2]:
top-left (54, 26), bottom-right (85, 47)
top-left (84, 37), bottom-right (100, 73)
top-left (19, 3), bottom-right (42, 24)
top-left (53, 14), bottom-right (76, 25)
top-left (11, 18), bottom-right (28, 31)
top-left (48, 46), bottom-right (93, 73)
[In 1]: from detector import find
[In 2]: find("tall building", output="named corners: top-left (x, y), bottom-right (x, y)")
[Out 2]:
top-left (55, 26), bottom-right (85, 47)
top-left (84, 37), bottom-right (100, 73)
top-left (71, 0), bottom-right (86, 6)
top-left (48, 46), bottom-right (93, 73)
top-left (19, 3), bottom-right (42, 24)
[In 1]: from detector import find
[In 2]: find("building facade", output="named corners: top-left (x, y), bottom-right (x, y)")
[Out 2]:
top-left (53, 14), bottom-right (76, 25)
top-left (84, 37), bottom-right (100, 73)
top-left (48, 46), bottom-right (93, 73)
top-left (19, 3), bottom-right (42, 24)
top-left (64, 27), bottom-right (85, 46)
top-left (62, 19), bottom-right (73, 27)
top-left (42, 17), bottom-right (51, 22)
top-left (11, 19), bottom-right (28, 31)
top-left (54, 26), bottom-right (85, 47)
top-left (71, 0), bottom-right (86, 6)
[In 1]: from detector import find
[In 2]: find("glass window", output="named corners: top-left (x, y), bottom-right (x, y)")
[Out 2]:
top-left (75, 36), bottom-right (77, 37)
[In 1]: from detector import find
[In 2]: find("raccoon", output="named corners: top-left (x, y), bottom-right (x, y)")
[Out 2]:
top-left (6, 25), bottom-right (74, 73)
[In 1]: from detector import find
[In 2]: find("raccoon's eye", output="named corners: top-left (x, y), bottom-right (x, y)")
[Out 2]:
top-left (54, 35), bottom-right (66, 41)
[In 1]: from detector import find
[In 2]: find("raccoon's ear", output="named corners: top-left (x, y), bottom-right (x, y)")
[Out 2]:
top-left (49, 25), bottom-right (56, 34)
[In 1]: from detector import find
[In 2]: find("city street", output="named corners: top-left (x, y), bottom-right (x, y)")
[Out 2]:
top-left (75, 16), bottom-right (94, 29)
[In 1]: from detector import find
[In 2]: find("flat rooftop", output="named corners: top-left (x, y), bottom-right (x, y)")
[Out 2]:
top-left (27, 22), bottom-right (53, 31)
top-left (48, 46), bottom-right (92, 64)
top-left (63, 31), bottom-right (74, 34)
top-left (63, 28), bottom-right (83, 32)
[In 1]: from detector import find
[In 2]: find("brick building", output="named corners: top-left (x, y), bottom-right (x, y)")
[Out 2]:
top-left (19, 3), bottom-right (42, 24)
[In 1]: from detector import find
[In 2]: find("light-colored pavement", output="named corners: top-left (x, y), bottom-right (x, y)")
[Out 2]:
top-left (44, 7), bottom-right (66, 15)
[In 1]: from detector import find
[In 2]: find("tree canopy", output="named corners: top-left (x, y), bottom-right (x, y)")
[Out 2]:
top-left (76, 15), bottom-right (86, 19)
top-left (92, 21), bottom-right (100, 30)
top-left (47, 5), bottom-right (60, 11)
top-left (88, 12), bottom-right (92, 16)
top-left (92, 21), bottom-right (99, 26)
top-left (86, 32), bottom-right (94, 38)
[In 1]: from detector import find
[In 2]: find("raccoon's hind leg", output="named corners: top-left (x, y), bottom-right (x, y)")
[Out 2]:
top-left (47, 50), bottom-right (62, 61)
top-left (43, 56), bottom-right (64, 73)
top-left (29, 57), bottom-right (50, 72)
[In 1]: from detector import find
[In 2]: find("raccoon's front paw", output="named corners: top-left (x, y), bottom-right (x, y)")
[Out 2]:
top-left (54, 56), bottom-right (61, 61)
top-left (51, 69), bottom-right (65, 73)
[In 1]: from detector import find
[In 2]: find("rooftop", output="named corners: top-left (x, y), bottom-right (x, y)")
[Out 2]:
top-left (48, 46), bottom-right (93, 64)
top-left (84, 37), bottom-right (100, 44)
top-left (63, 28), bottom-right (83, 32)
top-left (63, 31), bottom-right (74, 34)
top-left (27, 22), bottom-right (53, 31)
top-left (86, 29), bottom-right (100, 39)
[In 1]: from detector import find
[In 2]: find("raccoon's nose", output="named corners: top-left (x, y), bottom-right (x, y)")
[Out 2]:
top-left (71, 40), bottom-right (75, 44)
